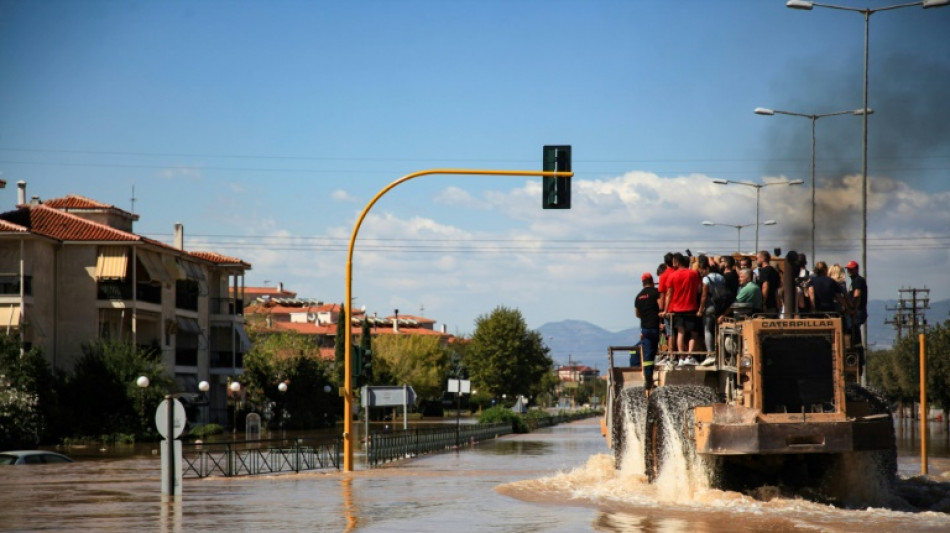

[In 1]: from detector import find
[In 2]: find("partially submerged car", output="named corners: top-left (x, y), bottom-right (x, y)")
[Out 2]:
top-left (0, 450), bottom-right (74, 465)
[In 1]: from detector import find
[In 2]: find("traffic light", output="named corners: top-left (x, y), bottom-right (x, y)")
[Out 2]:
top-left (542, 145), bottom-right (571, 209)
top-left (352, 346), bottom-right (372, 380)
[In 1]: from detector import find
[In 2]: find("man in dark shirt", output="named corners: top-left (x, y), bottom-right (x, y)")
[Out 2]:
top-left (846, 260), bottom-right (868, 366)
top-left (757, 250), bottom-right (780, 313)
top-left (635, 272), bottom-right (661, 389)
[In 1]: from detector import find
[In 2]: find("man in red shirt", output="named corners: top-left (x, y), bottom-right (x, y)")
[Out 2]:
top-left (664, 253), bottom-right (701, 365)
top-left (656, 252), bottom-right (677, 353)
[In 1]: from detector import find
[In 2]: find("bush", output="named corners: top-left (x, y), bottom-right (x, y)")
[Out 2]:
top-left (188, 423), bottom-right (224, 439)
top-left (478, 406), bottom-right (527, 433)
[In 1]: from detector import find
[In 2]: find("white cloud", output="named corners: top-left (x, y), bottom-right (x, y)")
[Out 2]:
top-left (219, 170), bottom-right (949, 334)
top-left (332, 189), bottom-right (356, 202)
top-left (434, 186), bottom-right (488, 209)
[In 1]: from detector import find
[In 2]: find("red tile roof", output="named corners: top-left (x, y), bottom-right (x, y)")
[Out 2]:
top-left (246, 304), bottom-right (318, 315)
top-left (389, 314), bottom-right (435, 324)
top-left (1, 204), bottom-right (140, 241)
top-left (190, 251), bottom-right (251, 268)
top-left (0, 203), bottom-right (250, 267)
top-left (241, 286), bottom-right (298, 297)
top-left (0, 219), bottom-right (28, 233)
top-left (43, 194), bottom-right (139, 220)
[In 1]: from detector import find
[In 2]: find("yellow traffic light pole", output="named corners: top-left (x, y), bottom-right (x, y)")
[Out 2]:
top-left (342, 168), bottom-right (573, 471)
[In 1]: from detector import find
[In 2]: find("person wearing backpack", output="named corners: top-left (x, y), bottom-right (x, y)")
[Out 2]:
top-left (697, 260), bottom-right (729, 365)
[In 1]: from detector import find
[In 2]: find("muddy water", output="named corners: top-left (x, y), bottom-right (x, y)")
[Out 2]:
top-left (2, 419), bottom-right (950, 532)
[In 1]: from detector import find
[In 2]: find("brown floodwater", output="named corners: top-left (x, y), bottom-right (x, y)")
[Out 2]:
top-left (2, 418), bottom-right (950, 532)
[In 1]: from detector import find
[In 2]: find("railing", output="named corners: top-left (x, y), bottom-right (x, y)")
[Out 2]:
top-left (209, 350), bottom-right (244, 369)
top-left (96, 280), bottom-right (162, 304)
top-left (211, 297), bottom-right (244, 316)
top-left (182, 437), bottom-right (341, 478)
top-left (367, 422), bottom-right (511, 467)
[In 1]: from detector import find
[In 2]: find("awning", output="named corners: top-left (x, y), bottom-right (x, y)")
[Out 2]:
top-left (0, 305), bottom-right (20, 331)
top-left (163, 255), bottom-right (186, 281)
top-left (137, 251), bottom-right (170, 284)
top-left (176, 316), bottom-right (202, 334)
top-left (236, 325), bottom-right (253, 352)
top-left (95, 246), bottom-right (128, 280)
top-left (177, 260), bottom-right (204, 281)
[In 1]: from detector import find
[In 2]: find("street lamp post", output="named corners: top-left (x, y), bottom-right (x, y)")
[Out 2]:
top-left (229, 379), bottom-right (242, 434)
top-left (702, 220), bottom-right (777, 254)
top-left (136, 377), bottom-right (210, 497)
top-left (712, 179), bottom-right (803, 252)
top-left (787, 0), bottom-right (948, 387)
top-left (754, 107), bottom-right (869, 261)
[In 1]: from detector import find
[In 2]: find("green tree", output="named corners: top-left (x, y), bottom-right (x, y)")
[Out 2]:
top-left (465, 306), bottom-right (554, 404)
top-left (0, 334), bottom-right (56, 446)
top-left (358, 318), bottom-right (373, 387)
top-left (334, 303), bottom-right (346, 386)
top-left (869, 321), bottom-right (950, 427)
top-left (243, 331), bottom-right (337, 429)
top-left (372, 334), bottom-right (449, 400)
top-left (60, 340), bottom-right (171, 438)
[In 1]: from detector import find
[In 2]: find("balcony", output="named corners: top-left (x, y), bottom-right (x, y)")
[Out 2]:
top-left (211, 297), bottom-right (244, 316)
top-left (97, 280), bottom-right (162, 305)
top-left (210, 350), bottom-right (245, 369)
top-left (0, 275), bottom-right (32, 296)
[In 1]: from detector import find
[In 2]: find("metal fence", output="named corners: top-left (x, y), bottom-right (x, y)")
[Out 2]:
top-left (182, 437), bottom-right (341, 478)
top-left (367, 422), bottom-right (511, 466)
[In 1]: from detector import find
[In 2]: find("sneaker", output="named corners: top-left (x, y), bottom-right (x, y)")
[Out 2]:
top-left (682, 356), bottom-right (699, 366)
top-left (700, 356), bottom-right (716, 366)
top-left (656, 355), bottom-right (669, 365)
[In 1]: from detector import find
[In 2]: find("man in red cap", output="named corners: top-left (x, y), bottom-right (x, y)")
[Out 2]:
top-left (846, 260), bottom-right (867, 363)
top-left (634, 272), bottom-right (661, 388)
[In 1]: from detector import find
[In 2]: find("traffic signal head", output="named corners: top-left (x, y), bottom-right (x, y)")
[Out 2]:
top-left (542, 145), bottom-right (571, 209)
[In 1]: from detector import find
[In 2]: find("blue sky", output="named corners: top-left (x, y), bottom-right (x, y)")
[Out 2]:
top-left (2, 1), bottom-right (948, 345)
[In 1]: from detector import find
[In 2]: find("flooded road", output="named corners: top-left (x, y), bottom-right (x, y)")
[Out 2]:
top-left (2, 418), bottom-right (950, 532)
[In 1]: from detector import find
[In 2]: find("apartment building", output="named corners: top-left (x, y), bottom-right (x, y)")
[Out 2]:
top-left (0, 182), bottom-right (251, 424)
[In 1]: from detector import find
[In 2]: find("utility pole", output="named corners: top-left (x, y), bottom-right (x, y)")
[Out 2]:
top-left (885, 287), bottom-right (930, 341)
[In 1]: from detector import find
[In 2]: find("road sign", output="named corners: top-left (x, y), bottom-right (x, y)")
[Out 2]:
top-left (360, 385), bottom-right (416, 407)
top-left (155, 398), bottom-right (187, 439)
top-left (447, 379), bottom-right (471, 393)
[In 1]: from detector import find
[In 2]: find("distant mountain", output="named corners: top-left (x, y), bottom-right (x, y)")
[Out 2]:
top-left (539, 299), bottom-right (950, 370)
top-left (538, 320), bottom-right (637, 372)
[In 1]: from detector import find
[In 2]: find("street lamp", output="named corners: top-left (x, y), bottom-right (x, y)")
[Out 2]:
top-left (702, 220), bottom-right (777, 253)
top-left (754, 107), bottom-right (870, 262)
top-left (229, 379), bottom-right (242, 433)
top-left (712, 178), bottom-right (803, 252)
top-left (787, 0), bottom-right (948, 387)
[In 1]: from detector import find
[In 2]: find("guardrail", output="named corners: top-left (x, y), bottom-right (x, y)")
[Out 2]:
top-left (182, 437), bottom-right (341, 478)
top-left (367, 422), bottom-right (511, 466)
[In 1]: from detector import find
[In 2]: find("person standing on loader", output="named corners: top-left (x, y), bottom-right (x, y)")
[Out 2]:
top-left (634, 272), bottom-right (661, 389)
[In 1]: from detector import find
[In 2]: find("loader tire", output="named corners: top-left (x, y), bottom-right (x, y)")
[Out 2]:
top-left (644, 385), bottom-right (718, 482)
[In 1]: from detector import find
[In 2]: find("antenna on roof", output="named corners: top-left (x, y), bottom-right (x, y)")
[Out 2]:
top-left (130, 184), bottom-right (136, 215)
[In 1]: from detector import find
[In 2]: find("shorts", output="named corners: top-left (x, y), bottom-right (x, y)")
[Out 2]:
top-left (673, 313), bottom-right (700, 333)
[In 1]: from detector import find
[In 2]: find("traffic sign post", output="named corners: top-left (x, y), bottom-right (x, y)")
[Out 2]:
top-left (155, 397), bottom-right (186, 496)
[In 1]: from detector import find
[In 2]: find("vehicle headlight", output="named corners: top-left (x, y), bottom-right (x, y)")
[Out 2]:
top-left (740, 355), bottom-right (752, 368)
